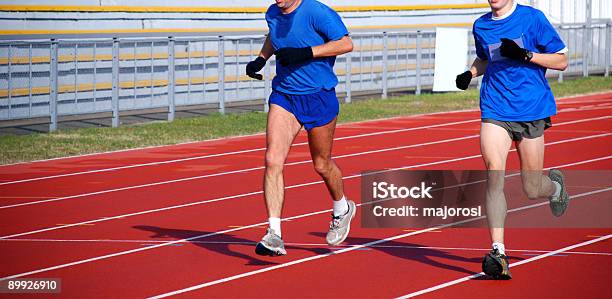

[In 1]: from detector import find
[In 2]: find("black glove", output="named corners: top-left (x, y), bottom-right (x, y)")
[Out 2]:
top-left (500, 38), bottom-right (531, 62)
top-left (246, 56), bottom-right (266, 80)
top-left (274, 47), bottom-right (313, 66)
top-left (455, 71), bottom-right (473, 90)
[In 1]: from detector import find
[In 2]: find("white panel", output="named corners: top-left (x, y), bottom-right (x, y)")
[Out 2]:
top-left (432, 27), bottom-right (468, 92)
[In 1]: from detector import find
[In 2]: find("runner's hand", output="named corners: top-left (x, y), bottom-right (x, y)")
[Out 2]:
top-left (274, 47), bottom-right (313, 66)
top-left (246, 57), bottom-right (266, 80)
top-left (455, 71), bottom-right (473, 90)
top-left (500, 38), bottom-right (530, 61)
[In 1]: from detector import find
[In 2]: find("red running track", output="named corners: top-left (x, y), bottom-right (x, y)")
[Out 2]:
top-left (0, 92), bottom-right (610, 298)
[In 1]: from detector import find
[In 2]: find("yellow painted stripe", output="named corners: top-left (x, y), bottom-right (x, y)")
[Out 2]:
top-left (0, 5), bottom-right (267, 13)
top-left (0, 50), bottom-right (256, 65)
top-left (0, 27), bottom-right (262, 36)
top-left (0, 22), bottom-right (472, 38)
top-left (336, 63), bottom-right (435, 76)
top-left (0, 44), bottom-right (437, 65)
top-left (354, 43), bottom-right (436, 52)
top-left (0, 62), bottom-right (434, 98)
top-left (1, 42), bottom-right (438, 66)
top-left (0, 75), bottom-right (243, 97)
top-left (336, 4), bottom-right (488, 12)
top-left (0, 4), bottom-right (489, 13)
top-left (352, 22), bottom-right (472, 30)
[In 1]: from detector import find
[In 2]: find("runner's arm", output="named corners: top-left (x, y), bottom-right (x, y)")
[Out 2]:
top-left (312, 35), bottom-right (353, 58)
top-left (258, 35), bottom-right (274, 60)
top-left (469, 57), bottom-right (489, 78)
top-left (530, 52), bottom-right (568, 71)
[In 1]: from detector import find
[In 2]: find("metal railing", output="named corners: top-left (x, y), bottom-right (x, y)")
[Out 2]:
top-left (0, 22), bottom-right (610, 131)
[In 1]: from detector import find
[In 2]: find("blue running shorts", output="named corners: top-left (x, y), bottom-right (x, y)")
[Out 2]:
top-left (269, 88), bottom-right (339, 131)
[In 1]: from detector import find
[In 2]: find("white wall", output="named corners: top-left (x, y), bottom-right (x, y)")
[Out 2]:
top-left (3, 0), bottom-right (607, 23)
top-left (0, 1), bottom-right (491, 34)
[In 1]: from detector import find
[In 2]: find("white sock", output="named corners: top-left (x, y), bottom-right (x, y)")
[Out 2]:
top-left (551, 181), bottom-right (561, 199)
top-left (268, 217), bottom-right (281, 238)
top-left (492, 242), bottom-right (506, 255)
top-left (333, 196), bottom-right (349, 217)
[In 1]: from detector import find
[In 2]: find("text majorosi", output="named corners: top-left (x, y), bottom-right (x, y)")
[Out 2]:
top-left (372, 182), bottom-right (433, 199)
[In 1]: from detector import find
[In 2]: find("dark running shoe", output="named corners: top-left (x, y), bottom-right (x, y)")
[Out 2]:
top-left (549, 169), bottom-right (570, 217)
top-left (482, 249), bottom-right (512, 280)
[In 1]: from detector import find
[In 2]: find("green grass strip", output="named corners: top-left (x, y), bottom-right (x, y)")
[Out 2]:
top-left (1, 76), bottom-right (610, 165)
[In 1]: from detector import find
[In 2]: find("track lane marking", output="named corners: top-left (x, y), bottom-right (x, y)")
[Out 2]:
top-left (2, 238), bottom-right (611, 257)
top-left (395, 234), bottom-right (612, 298)
top-left (0, 137), bottom-right (610, 240)
top-left (146, 188), bottom-right (612, 298)
top-left (0, 160), bottom-right (609, 284)
top-left (0, 120), bottom-right (480, 185)
top-left (1, 115), bottom-right (609, 210)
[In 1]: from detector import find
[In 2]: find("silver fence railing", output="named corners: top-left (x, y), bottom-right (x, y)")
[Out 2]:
top-left (0, 22), bottom-right (610, 131)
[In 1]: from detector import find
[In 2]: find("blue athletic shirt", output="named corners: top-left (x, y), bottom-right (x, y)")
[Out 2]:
top-left (266, 0), bottom-right (349, 95)
top-left (473, 3), bottom-right (567, 121)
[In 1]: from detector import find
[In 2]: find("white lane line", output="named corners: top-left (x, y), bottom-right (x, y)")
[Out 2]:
top-left (1, 162), bottom-right (609, 285)
top-left (3, 238), bottom-right (611, 257)
top-left (558, 106), bottom-right (612, 113)
top-left (0, 136), bottom-right (609, 241)
top-left (1, 115), bottom-right (609, 210)
top-left (548, 115), bottom-right (610, 126)
top-left (146, 188), bottom-right (612, 299)
top-left (0, 134), bottom-right (479, 210)
top-left (0, 120), bottom-right (480, 186)
top-left (395, 234), bottom-right (612, 299)
top-left (0, 207), bottom-right (333, 281)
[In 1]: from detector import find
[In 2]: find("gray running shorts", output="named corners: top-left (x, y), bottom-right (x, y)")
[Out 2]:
top-left (482, 117), bottom-right (552, 141)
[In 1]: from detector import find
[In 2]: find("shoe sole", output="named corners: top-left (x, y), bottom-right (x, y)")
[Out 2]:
top-left (255, 242), bottom-right (286, 256)
top-left (549, 169), bottom-right (569, 217)
top-left (482, 253), bottom-right (512, 280)
top-left (327, 200), bottom-right (357, 246)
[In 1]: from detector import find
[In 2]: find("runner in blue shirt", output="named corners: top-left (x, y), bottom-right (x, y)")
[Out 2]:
top-left (455, 0), bottom-right (570, 279)
top-left (245, 0), bottom-right (356, 256)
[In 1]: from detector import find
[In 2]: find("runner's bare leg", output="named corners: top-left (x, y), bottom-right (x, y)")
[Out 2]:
top-left (264, 104), bottom-right (303, 218)
top-left (481, 122), bottom-right (513, 244)
top-left (516, 135), bottom-right (555, 199)
top-left (307, 117), bottom-right (344, 201)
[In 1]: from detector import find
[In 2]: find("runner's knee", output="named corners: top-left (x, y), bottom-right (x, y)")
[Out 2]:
top-left (486, 170), bottom-right (505, 194)
top-left (313, 158), bottom-right (333, 176)
top-left (520, 171), bottom-right (544, 200)
top-left (522, 181), bottom-right (541, 200)
top-left (265, 151), bottom-right (285, 173)
top-left (484, 159), bottom-right (505, 171)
